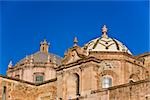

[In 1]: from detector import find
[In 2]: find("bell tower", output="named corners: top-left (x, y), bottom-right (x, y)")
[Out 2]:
top-left (40, 39), bottom-right (49, 53)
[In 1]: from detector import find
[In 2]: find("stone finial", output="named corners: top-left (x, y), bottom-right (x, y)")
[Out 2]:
top-left (25, 55), bottom-right (28, 59)
top-left (8, 61), bottom-right (13, 68)
top-left (40, 39), bottom-right (49, 53)
top-left (30, 55), bottom-right (34, 63)
top-left (43, 39), bottom-right (47, 44)
top-left (47, 55), bottom-right (51, 63)
top-left (73, 37), bottom-right (78, 47)
top-left (64, 50), bottom-right (67, 56)
top-left (25, 55), bottom-right (29, 63)
top-left (53, 56), bottom-right (56, 64)
top-left (102, 25), bottom-right (108, 38)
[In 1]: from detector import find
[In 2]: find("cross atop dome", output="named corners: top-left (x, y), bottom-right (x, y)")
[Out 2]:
top-left (102, 25), bottom-right (108, 38)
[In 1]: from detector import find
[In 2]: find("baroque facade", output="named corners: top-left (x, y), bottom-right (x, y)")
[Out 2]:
top-left (0, 25), bottom-right (150, 100)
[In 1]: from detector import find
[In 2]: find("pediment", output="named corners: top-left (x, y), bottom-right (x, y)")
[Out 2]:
top-left (62, 46), bottom-right (88, 64)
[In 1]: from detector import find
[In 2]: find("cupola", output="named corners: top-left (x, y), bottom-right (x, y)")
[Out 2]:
top-left (40, 39), bottom-right (49, 53)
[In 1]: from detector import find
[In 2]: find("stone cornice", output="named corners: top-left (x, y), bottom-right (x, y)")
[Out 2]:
top-left (56, 56), bottom-right (101, 71)
top-left (135, 52), bottom-right (150, 58)
top-left (91, 79), bottom-right (150, 94)
top-left (89, 51), bottom-right (150, 61)
top-left (124, 59), bottom-right (145, 68)
top-left (56, 56), bottom-right (145, 71)
top-left (8, 52), bottom-right (147, 72)
top-left (0, 74), bottom-right (57, 86)
top-left (7, 62), bottom-right (55, 73)
top-left (89, 51), bottom-right (145, 67)
top-left (89, 51), bottom-right (134, 58)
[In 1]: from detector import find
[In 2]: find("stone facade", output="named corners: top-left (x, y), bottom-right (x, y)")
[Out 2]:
top-left (0, 76), bottom-right (57, 100)
top-left (0, 25), bottom-right (150, 100)
top-left (7, 40), bottom-right (62, 83)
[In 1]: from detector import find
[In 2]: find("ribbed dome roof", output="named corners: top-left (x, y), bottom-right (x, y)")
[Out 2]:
top-left (15, 39), bottom-right (62, 66)
top-left (83, 25), bottom-right (132, 55)
top-left (16, 51), bottom-right (62, 66)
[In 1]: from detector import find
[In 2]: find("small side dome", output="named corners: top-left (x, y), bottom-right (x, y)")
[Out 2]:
top-left (83, 25), bottom-right (132, 55)
top-left (15, 39), bottom-right (62, 66)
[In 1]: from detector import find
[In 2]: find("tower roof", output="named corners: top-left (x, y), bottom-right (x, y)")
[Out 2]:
top-left (16, 51), bottom-right (62, 66)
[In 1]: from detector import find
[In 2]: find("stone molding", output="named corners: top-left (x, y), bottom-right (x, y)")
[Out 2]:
top-left (0, 75), bottom-right (57, 86)
top-left (91, 79), bottom-right (150, 94)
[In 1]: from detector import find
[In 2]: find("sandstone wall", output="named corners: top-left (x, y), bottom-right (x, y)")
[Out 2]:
top-left (109, 80), bottom-right (150, 100)
top-left (86, 79), bottom-right (150, 100)
top-left (0, 76), bottom-right (56, 100)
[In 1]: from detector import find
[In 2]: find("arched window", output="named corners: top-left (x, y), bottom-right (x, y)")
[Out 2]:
top-left (75, 73), bottom-right (80, 95)
top-left (102, 76), bottom-right (112, 88)
top-left (67, 73), bottom-right (80, 98)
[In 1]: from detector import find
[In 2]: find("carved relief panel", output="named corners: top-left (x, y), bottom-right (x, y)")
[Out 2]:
top-left (93, 61), bottom-right (120, 89)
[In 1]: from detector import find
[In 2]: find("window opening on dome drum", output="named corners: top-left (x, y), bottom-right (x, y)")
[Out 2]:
top-left (36, 75), bottom-right (44, 83)
top-left (34, 72), bottom-right (44, 83)
top-left (102, 76), bottom-right (112, 88)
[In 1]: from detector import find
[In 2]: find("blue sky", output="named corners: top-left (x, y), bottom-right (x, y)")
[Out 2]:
top-left (0, 1), bottom-right (149, 75)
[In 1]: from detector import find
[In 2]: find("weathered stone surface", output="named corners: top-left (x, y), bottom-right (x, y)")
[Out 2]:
top-left (1, 29), bottom-right (150, 100)
top-left (0, 77), bottom-right (56, 100)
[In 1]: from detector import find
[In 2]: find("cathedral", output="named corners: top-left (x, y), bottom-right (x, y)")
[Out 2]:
top-left (0, 25), bottom-right (150, 100)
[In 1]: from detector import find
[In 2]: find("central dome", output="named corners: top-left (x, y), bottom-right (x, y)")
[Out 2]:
top-left (83, 25), bottom-right (132, 55)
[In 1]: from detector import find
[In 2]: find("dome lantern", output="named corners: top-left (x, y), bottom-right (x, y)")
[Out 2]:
top-left (40, 39), bottom-right (49, 53)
